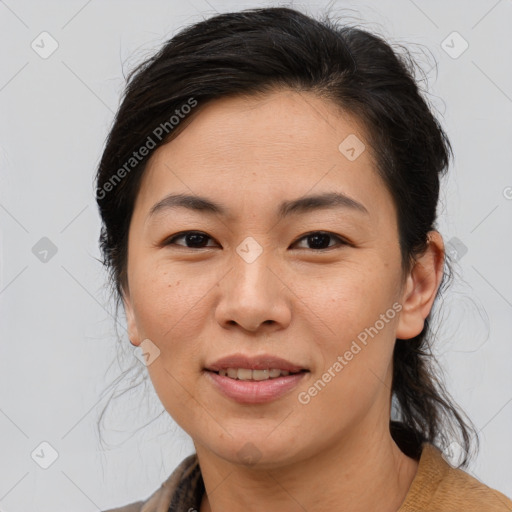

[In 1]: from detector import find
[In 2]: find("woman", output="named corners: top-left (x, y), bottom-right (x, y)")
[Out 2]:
top-left (96, 6), bottom-right (512, 512)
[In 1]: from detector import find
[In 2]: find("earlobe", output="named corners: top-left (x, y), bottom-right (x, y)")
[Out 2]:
top-left (396, 231), bottom-right (445, 340)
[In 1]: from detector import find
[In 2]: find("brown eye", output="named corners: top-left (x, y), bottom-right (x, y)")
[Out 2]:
top-left (163, 230), bottom-right (349, 251)
top-left (164, 231), bottom-right (217, 249)
top-left (292, 231), bottom-right (348, 250)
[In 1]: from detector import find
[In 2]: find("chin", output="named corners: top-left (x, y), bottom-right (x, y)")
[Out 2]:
top-left (199, 434), bottom-right (302, 470)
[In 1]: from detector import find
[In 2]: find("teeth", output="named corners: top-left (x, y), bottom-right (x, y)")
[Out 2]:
top-left (227, 368), bottom-right (238, 379)
top-left (237, 368), bottom-right (253, 380)
top-left (217, 368), bottom-right (295, 380)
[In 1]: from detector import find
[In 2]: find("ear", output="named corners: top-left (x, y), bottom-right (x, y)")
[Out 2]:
top-left (122, 285), bottom-right (142, 347)
top-left (396, 231), bottom-right (445, 340)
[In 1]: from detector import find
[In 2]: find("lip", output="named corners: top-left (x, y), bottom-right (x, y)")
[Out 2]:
top-left (204, 370), bottom-right (308, 404)
top-left (205, 353), bottom-right (307, 373)
top-left (204, 353), bottom-right (309, 404)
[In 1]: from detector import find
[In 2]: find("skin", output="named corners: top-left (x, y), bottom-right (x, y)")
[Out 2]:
top-left (123, 89), bottom-right (445, 512)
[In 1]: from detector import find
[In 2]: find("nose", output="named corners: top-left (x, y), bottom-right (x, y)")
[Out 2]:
top-left (214, 243), bottom-right (292, 333)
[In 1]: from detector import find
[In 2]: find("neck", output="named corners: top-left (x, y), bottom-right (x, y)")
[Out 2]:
top-left (196, 423), bottom-right (419, 512)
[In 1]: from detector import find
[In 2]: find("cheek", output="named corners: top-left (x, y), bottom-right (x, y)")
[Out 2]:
top-left (127, 264), bottom-right (213, 426)
top-left (300, 260), bottom-right (400, 342)
top-left (129, 259), bottom-right (211, 343)
top-left (298, 262), bottom-right (400, 406)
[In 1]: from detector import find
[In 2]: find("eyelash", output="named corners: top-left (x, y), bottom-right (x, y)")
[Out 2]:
top-left (162, 230), bottom-right (351, 251)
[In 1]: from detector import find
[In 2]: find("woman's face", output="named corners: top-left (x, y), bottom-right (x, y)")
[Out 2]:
top-left (123, 89), bottom-right (417, 467)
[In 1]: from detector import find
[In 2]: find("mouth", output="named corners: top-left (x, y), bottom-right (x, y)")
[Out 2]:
top-left (205, 353), bottom-right (308, 375)
top-left (203, 354), bottom-right (310, 403)
top-left (207, 368), bottom-right (308, 381)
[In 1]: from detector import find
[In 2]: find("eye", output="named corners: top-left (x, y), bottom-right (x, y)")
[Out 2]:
top-left (291, 231), bottom-right (349, 250)
top-left (163, 231), bottom-right (218, 249)
top-left (163, 230), bottom-right (350, 251)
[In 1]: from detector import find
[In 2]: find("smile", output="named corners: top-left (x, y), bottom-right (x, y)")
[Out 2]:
top-left (215, 368), bottom-right (304, 380)
top-left (205, 369), bottom-right (309, 404)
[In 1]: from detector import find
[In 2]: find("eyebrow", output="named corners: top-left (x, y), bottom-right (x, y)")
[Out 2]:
top-left (147, 191), bottom-right (369, 220)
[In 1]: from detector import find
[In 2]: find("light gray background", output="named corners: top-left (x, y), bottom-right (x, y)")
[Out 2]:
top-left (1, 0), bottom-right (511, 510)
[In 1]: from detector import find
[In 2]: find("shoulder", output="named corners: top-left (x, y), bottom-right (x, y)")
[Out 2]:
top-left (101, 453), bottom-right (200, 512)
top-left (102, 502), bottom-right (144, 512)
top-left (399, 443), bottom-right (512, 511)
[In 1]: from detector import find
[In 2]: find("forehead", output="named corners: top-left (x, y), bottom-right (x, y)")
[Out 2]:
top-left (134, 89), bottom-right (395, 224)
top-left (155, 89), bottom-right (367, 167)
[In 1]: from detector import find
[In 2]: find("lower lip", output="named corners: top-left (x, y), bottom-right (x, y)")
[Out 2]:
top-left (204, 370), bottom-right (308, 404)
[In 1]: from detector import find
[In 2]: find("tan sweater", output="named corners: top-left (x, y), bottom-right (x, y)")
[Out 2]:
top-left (103, 443), bottom-right (512, 511)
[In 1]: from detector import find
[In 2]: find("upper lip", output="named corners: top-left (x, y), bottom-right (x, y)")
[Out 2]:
top-left (205, 353), bottom-right (308, 373)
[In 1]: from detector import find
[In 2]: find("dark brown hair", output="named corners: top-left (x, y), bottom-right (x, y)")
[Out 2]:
top-left (95, 6), bottom-right (478, 466)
